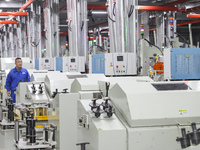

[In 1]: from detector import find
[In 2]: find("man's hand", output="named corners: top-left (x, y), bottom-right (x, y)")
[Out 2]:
top-left (7, 91), bottom-right (11, 97)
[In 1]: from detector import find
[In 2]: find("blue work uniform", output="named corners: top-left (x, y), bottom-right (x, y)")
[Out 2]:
top-left (5, 67), bottom-right (30, 103)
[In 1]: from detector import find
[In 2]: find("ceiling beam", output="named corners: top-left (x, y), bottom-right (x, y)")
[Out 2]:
top-left (138, 5), bottom-right (186, 11)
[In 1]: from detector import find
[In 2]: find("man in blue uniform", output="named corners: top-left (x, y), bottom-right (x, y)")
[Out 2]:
top-left (6, 58), bottom-right (30, 103)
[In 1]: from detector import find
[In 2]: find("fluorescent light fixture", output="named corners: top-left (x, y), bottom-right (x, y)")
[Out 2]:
top-left (92, 11), bottom-right (107, 15)
top-left (5, 0), bottom-right (10, 1)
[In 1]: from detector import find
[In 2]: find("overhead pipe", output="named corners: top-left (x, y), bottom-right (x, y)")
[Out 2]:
top-left (187, 14), bottom-right (200, 18)
top-left (0, 0), bottom-right (35, 29)
top-left (177, 19), bottom-right (200, 26)
top-left (0, 21), bottom-right (18, 24)
top-left (138, 6), bottom-right (186, 11)
top-left (0, 12), bottom-right (28, 16)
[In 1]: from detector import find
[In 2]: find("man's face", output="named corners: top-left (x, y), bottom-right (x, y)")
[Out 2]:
top-left (15, 59), bottom-right (23, 68)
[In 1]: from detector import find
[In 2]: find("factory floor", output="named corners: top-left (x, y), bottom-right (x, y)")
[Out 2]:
top-left (0, 130), bottom-right (59, 150)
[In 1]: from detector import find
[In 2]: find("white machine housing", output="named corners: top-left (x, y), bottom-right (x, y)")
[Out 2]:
top-left (76, 80), bottom-right (200, 150)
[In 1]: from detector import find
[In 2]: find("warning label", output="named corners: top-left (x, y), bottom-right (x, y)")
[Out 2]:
top-left (179, 110), bottom-right (187, 116)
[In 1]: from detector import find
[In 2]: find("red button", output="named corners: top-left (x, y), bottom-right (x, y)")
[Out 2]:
top-left (70, 65), bottom-right (72, 67)
top-left (116, 65), bottom-right (118, 68)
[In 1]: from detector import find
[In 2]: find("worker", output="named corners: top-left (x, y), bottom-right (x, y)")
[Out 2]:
top-left (5, 58), bottom-right (30, 103)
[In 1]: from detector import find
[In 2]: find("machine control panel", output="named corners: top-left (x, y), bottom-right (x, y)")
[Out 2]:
top-left (69, 58), bottom-right (77, 72)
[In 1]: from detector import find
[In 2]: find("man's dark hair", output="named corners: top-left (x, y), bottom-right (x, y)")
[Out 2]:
top-left (15, 57), bottom-right (22, 62)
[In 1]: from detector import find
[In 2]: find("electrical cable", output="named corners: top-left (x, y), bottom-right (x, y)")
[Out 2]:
top-left (113, 3), bottom-right (116, 16)
top-left (68, 20), bottom-right (72, 31)
top-left (128, 5), bottom-right (134, 18)
top-left (106, 4), bottom-right (116, 22)
top-left (175, 32), bottom-right (190, 48)
top-left (138, 38), bottom-right (163, 55)
top-left (95, 44), bottom-right (107, 52)
top-left (81, 21), bottom-right (84, 31)
top-left (107, 14), bottom-right (116, 22)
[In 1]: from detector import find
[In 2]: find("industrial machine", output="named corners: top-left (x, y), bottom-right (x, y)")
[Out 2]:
top-left (0, 97), bottom-right (17, 130)
top-left (14, 111), bottom-right (57, 150)
top-left (55, 56), bottom-right (85, 72)
top-left (76, 80), bottom-right (200, 150)
top-left (48, 76), bottom-right (154, 149)
top-left (35, 58), bottom-right (54, 70)
top-left (16, 71), bottom-right (61, 103)
top-left (164, 48), bottom-right (200, 80)
top-left (49, 76), bottom-right (200, 150)
top-left (89, 53), bottom-right (137, 75)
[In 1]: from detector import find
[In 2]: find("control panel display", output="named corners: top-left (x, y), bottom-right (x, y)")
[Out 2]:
top-left (117, 56), bottom-right (123, 61)
top-left (71, 58), bottom-right (76, 63)
top-left (45, 59), bottom-right (49, 63)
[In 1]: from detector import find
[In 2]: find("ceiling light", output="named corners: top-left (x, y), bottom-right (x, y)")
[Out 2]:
top-left (92, 11), bottom-right (107, 15)
top-left (0, 10), bottom-right (2, 12)
top-left (5, 0), bottom-right (10, 1)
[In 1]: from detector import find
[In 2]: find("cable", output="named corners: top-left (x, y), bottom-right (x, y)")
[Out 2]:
top-left (95, 44), bottom-right (107, 52)
top-left (113, 3), bottom-right (116, 16)
top-left (128, 5), bottom-right (134, 18)
top-left (68, 20), bottom-right (72, 31)
top-left (106, 4), bottom-right (116, 22)
top-left (138, 38), bottom-right (163, 55)
top-left (175, 32), bottom-right (190, 48)
top-left (81, 21), bottom-right (84, 31)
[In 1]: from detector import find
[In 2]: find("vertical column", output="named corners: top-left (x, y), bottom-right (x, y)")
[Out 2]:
top-left (115, 0), bottom-right (125, 53)
top-left (44, 0), bottom-right (53, 58)
top-left (53, 0), bottom-right (60, 57)
top-left (30, 3), bottom-right (36, 60)
top-left (9, 25), bottom-right (14, 57)
top-left (13, 25), bottom-right (18, 57)
top-left (81, 0), bottom-right (88, 63)
top-left (189, 24), bottom-right (193, 47)
top-left (27, 14), bottom-right (32, 58)
top-left (17, 16), bottom-right (22, 57)
top-left (67, 0), bottom-right (78, 56)
top-left (107, 0), bottom-right (116, 53)
top-left (0, 35), bottom-right (2, 58)
top-left (36, 1), bottom-right (42, 58)
top-left (22, 11), bottom-right (27, 57)
top-left (125, 0), bottom-right (137, 53)
top-left (156, 12), bottom-right (165, 49)
top-left (3, 26), bottom-right (8, 58)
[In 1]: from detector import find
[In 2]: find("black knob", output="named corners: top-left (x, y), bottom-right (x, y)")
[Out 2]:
top-left (32, 88), bottom-right (37, 94)
top-left (93, 105), bottom-right (104, 118)
top-left (105, 106), bottom-right (115, 118)
top-left (76, 142), bottom-right (90, 150)
top-left (102, 97), bottom-right (111, 110)
top-left (176, 128), bottom-right (191, 149)
top-left (89, 98), bottom-right (100, 110)
top-left (31, 83), bottom-right (35, 89)
top-left (187, 123), bottom-right (200, 145)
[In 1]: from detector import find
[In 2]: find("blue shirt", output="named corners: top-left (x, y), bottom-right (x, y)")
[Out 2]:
top-left (5, 67), bottom-right (30, 103)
